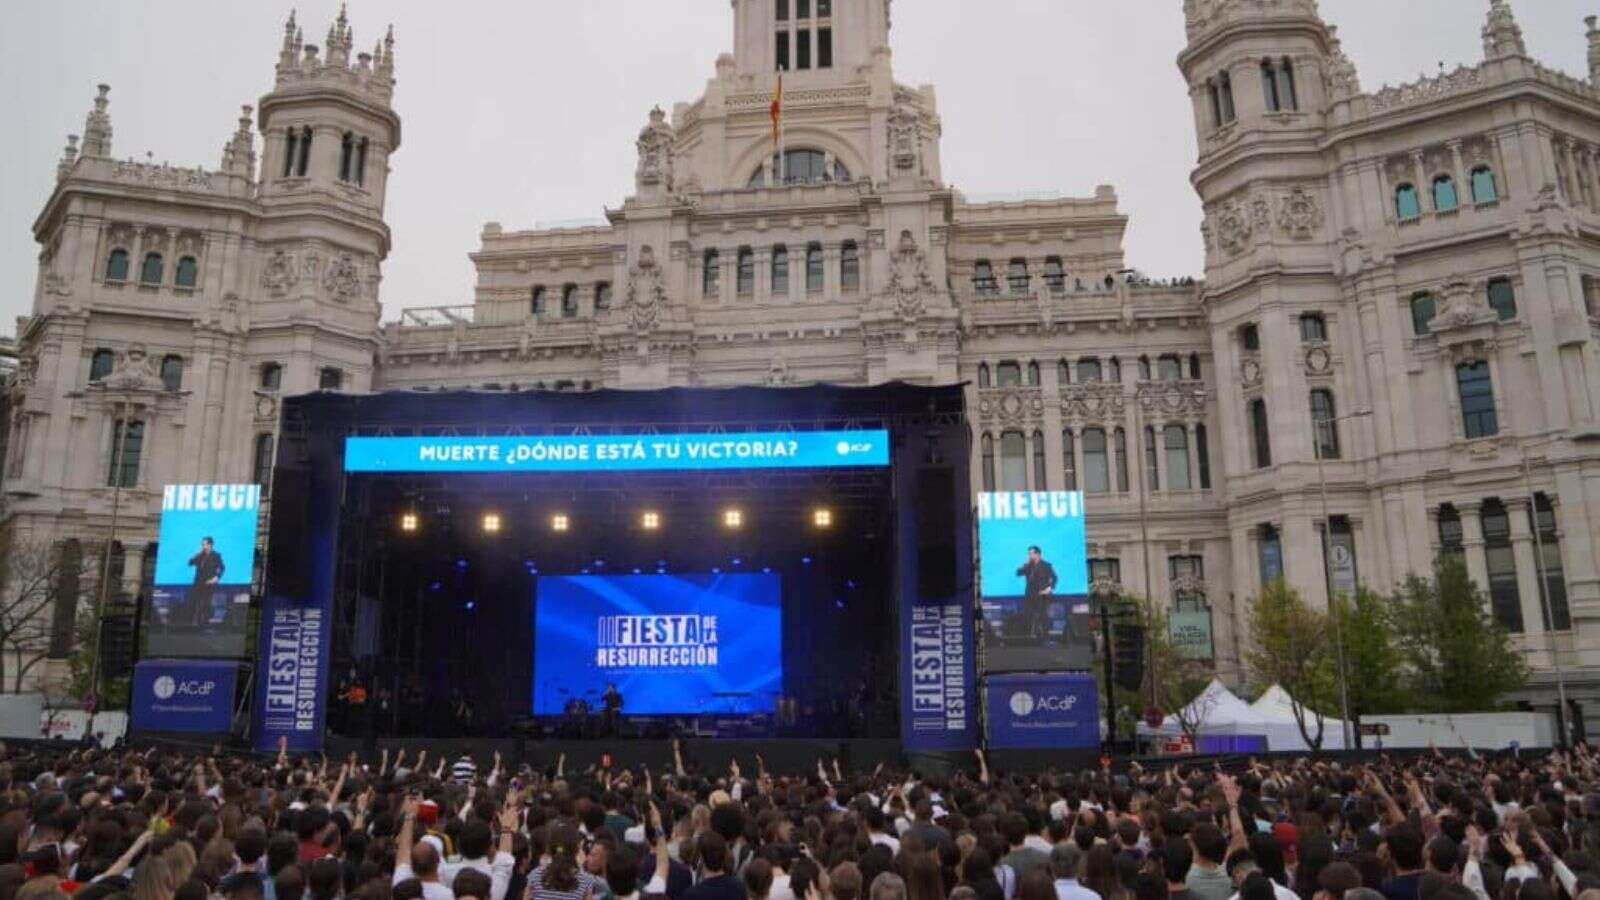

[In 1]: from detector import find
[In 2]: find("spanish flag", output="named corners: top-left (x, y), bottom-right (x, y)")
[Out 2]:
top-left (770, 73), bottom-right (783, 146)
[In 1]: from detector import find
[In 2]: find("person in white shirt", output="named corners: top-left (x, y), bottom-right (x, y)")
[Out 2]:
top-left (866, 810), bottom-right (901, 856)
top-left (1050, 845), bottom-right (1098, 900)
top-left (441, 805), bottom-right (518, 900)
top-left (393, 797), bottom-right (457, 900)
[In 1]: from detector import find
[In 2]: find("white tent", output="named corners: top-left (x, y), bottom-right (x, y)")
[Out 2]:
top-left (1142, 678), bottom-right (1269, 740)
top-left (1249, 683), bottom-right (1348, 750)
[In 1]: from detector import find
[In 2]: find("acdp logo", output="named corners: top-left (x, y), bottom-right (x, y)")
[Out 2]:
top-left (153, 676), bottom-right (176, 700)
top-left (1009, 691), bottom-right (1035, 717)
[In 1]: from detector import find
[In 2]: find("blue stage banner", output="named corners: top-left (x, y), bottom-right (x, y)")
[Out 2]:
top-left (251, 593), bottom-right (331, 752)
top-left (130, 660), bottom-right (236, 733)
top-left (901, 594), bottom-right (978, 751)
top-left (977, 491), bottom-right (1088, 596)
top-left (984, 671), bottom-right (1100, 749)
top-left (343, 430), bottom-right (890, 473)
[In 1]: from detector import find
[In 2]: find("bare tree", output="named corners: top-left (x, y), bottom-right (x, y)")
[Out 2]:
top-left (0, 531), bottom-right (99, 693)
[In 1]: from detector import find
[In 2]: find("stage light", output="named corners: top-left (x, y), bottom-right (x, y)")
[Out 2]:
top-left (632, 568), bottom-right (642, 575)
top-left (762, 566), bottom-right (772, 574)
top-left (722, 508), bottom-right (744, 529)
top-left (712, 567), bottom-right (722, 574)
top-left (801, 556), bottom-right (813, 565)
top-left (465, 601), bottom-right (476, 611)
top-left (731, 557), bottom-right (742, 567)
top-left (481, 512), bottom-right (502, 534)
top-left (641, 511), bottom-right (661, 530)
top-left (594, 558), bottom-right (606, 569)
top-left (430, 580), bottom-right (443, 592)
top-left (399, 512), bottom-right (419, 533)
top-left (812, 507), bottom-right (834, 528)
top-left (550, 513), bottom-right (569, 532)
top-left (455, 559), bottom-right (469, 571)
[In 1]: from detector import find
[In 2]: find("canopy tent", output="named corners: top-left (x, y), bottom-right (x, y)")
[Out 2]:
top-left (1141, 678), bottom-right (1268, 739)
top-left (1249, 683), bottom-right (1348, 750)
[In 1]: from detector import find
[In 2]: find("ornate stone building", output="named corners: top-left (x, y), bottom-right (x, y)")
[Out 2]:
top-left (10, 0), bottom-right (1600, 723)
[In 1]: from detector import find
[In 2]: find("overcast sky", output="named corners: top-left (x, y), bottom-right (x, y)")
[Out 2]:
top-left (1, 1), bottom-right (1594, 328)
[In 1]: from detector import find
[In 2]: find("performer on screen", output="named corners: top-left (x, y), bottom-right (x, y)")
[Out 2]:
top-left (1013, 545), bottom-right (1057, 641)
top-left (601, 682), bottom-right (623, 737)
top-left (184, 536), bottom-right (224, 626)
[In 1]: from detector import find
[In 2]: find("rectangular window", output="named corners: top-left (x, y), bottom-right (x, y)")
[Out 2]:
top-left (1534, 496), bottom-right (1570, 631)
top-left (1482, 501), bottom-right (1523, 633)
top-left (1300, 313), bottom-right (1327, 343)
top-left (1157, 355), bottom-right (1182, 381)
top-left (840, 242), bottom-right (859, 291)
top-left (776, 31), bottom-right (789, 71)
top-left (776, 0), bottom-right (789, 20)
top-left (319, 367), bottom-right (344, 391)
top-left (1113, 428), bottom-right (1130, 492)
top-left (107, 420), bottom-right (143, 488)
top-left (816, 0), bottom-right (830, 15)
top-left (1259, 525), bottom-right (1283, 585)
top-left (1032, 431), bottom-right (1046, 490)
top-left (772, 247), bottom-right (789, 294)
top-left (1251, 399), bottom-right (1272, 468)
top-left (253, 433), bottom-right (275, 491)
top-left (1195, 424), bottom-right (1211, 490)
top-left (1165, 425), bottom-right (1192, 491)
top-left (818, 28), bottom-right (832, 69)
top-left (796, 28), bottom-right (811, 69)
top-left (1437, 505), bottom-right (1464, 558)
top-left (999, 432), bottom-right (1026, 492)
top-left (1089, 558), bottom-right (1121, 586)
top-left (995, 362), bottom-right (1022, 387)
top-left (1082, 429), bottom-right (1109, 495)
top-left (1456, 362), bottom-right (1498, 439)
top-left (1487, 277), bottom-right (1517, 322)
top-left (1144, 426), bottom-right (1160, 492)
top-left (805, 244), bottom-right (823, 293)
top-left (1061, 430), bottom-right (1076, 491)
top-left (797, 0), bottom-right (810, 18)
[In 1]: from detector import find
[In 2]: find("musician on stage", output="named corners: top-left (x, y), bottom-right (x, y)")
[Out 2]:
top-left (1012, 545), bottom-right (1058, 642)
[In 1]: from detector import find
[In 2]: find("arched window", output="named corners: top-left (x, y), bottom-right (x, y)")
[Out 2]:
top-left (1138, 356), bottom-right (1152, 381)
top-left (1278, 57), bottom-right (1298, 111)
top-left (1471, 166), bottom-right (1499, 204)
top-left (561, 284), bottom-right (579, 318)
top-left (1157, 355), bottom-right (1182, 382)
top-left (1250, 398), bottom-right (1271, 468)
top-left (1061, 430), bottom-right (1076, 490)
top-left (1196, 423), bottom-right (1212, 489)
top-left (840, 241), bottom-right (860, 291)
top-left (1108, 357), bottom-right (1123, 383)
top-left (594, 282), bottom-right (612, 312)
top-left (1395, 184), bottom-right (1421, 220)
top-left (339, 132), bottom-right (355, 182)
top-left (1043, 256), bottom-right (1065, 294)
top-left (531, 285), bottom-right (547, 317)
top-left (175, 255), bottom-right (199, 289)
top-left (1299, 312), bottom-right (1327, 343)
top-left (736, 247), bottom-right (755, 296)
top-left (355, 137), bottom-right (369, 187)
top-left (1457, 361), bottom-right (1498, 438)
top-left (1261, 59), bottom-right (1282, 112)
top-left (260, 362), bottom-right (283, 391)
top-left (89, 349), bottom-right (115, 382)
top-left (973, 260), bottom-right (997, 296)
top-left (1217, 71), bottom-right (1236, 123)
top-left (105, 248), bottom-right (130, 282)
top-left (703, 250), bottom-right (720, 298)
top-left (1410, 292), bottom-right (1437, 336)
top-left (1007, 258), bottom-right (1029, 295)
top-left (995, 361), bottom-right (1022, 387)
top-left (805, 243), bottom-right (824, 293)
top-left (749, 149), bottom-right (850, 186)
top-left (1310, 389), bottom-right (1340, 459)
top-left (980, 434), bottom-right (995, 491)
top-left (772, 245), bottom-right (789, 294)
top-left (1165, 424), bottom-right (1191, 491)
top-left (1189, 353), bottom-right (1202, 379)
top-left (1057, 360), bottom-right (1070, 386)
top-left (159, 355), bottom-right (183, 392)
top-left (1432, 175), bottom-right (1459, 212)
top-left (1207, 78), bottom-right (1223, 128)
top-left (977, 363), bottom-right (991, 388)
top-left (1032, 430), bottom-right (1047, 489)
top-left (107, 419), bottom-right (144, 488)
top-left (1482, 499), bottom-right (1522, 632)
top-left (1076, 358), bottom-right (1102, 383)
top-left (282, 128), bottom-right (298, 178)
top-left (1487, 277), bottom-right (1516, 322)
top-left (140, 252), bottom-right (164, 285)
top-left (1026, 361), bottom-right (1040, 386)
top-left (319, 367), bottom-right (343, 391)
top-left (253, 433), bottom-right (275, 490)
top-left (1239, 323), bottom-right (1260, 351)
top-left (297, 126), bottom-right (313, 177)
top-left (1082, 428), bottom-right (1109, 494)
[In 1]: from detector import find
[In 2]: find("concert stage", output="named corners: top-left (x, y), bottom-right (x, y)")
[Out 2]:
top-left (253, 383), bottom-right (978, 755)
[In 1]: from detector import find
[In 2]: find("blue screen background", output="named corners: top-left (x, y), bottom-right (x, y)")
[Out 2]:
top-left (977, 493), bottom-right (1089, 597)
top-left (533, 573), bottom-right (782, 715)
top-left (154, 498), bottom-right (258, 586)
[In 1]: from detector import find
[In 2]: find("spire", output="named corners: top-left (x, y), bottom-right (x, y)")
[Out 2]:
top-left (221, 104), bottom-right (256, 178)
top-left (81, 84), bottom-right (112, 158)
top-left (57, 134), bottom-right (79, 181)
top-left (1483, 0), bottom-right (1527, 60)
top-left (376, 24), bottom-right (395, 80)
top-left (279, 9), bottom-right (299, 69)
top-left (1588, 16), bottom-right (1600, 83)
top-left (326, 3), bottom-right (352, 66)
top-left (1326, 24), bottom-right (1361, 100)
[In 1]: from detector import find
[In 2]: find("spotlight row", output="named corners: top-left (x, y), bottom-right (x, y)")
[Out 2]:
top-left (397, 506), bottom-right (835, 535)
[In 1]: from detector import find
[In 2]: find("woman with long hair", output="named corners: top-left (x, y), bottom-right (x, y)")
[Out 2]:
top-left (1018, 868), bottom-right (1059, 900)
top-left (906, 853), bottom-right (946, 900)
top-left (130, 857), bottom-right (176, 900)
top-left (1083, 845), bottom-right (1128, 900)
top-left (956, 847), bottom-right (1004, 900)
top-left (526, 826), bottom-right (598, 900)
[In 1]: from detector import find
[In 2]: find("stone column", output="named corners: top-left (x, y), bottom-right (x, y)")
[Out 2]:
top-left (755, 247), bottom-right (772, 304)
top-left (788, 246), bottom-right (805, 305)
top-left (719, 246), bottom-right (737, 307)
top-left (1070, 426), bottom-right (1085, 492)
top-left (1187, 423), bottom-right (1202, 492)
top-left (689, 252), bottom-right (705, 304)
top-left (1150, 421), bottom-right (1168, 493)
top-left (1458, 501), bottom-right (1492, 597)
top-left (823, 241), bottom-right (842, 302)
top-left (1410, 150), bottom-right (1429, 212)
top-left (1507, 498), bottom-right (1547, 634)
top-left (1449, 140), bottom-right (1468, 206)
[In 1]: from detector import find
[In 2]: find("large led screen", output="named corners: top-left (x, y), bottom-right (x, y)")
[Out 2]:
top-left (533, 573), bottom-right (782, 716)
top-left (976, 490), bottom-right (1093, 672)
top-left (146, 484), bottom-right (261, 658)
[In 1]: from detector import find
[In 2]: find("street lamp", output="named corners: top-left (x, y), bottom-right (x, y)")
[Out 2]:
top-left (1312, 406), bottom-right (1372, 750)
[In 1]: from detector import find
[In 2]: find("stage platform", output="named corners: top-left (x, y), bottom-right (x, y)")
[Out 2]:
top-left (321, 736), bottom-right (915, 774)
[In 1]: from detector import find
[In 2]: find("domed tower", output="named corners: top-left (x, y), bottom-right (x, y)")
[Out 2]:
top-left (1178, 0), bottom-right (1351, 604)
top-left (254, 7), bottom-right (400, 338)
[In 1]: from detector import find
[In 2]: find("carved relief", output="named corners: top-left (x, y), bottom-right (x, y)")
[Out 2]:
top-left (323, 253), bottom-right (362, 303)
top-left (977, 389), bottom-right (1045, 428)
top-left (635, 106), bottom-right (675, 189)
top-left (1431, 279), bottom-right (1494, 332)
top-left (623, 245), bottom-right (667, 334)
top-left (887, 103), bottom-right (920, 172)
top-left (1240, 356), bottom-right (1263, 388)
top-left (1213, 200), bottom-right (1253, 255)
top-left (1276, 187), bottom-right (1323, 239)
top-left (102, 344), bottom-right (164, 392)
top-left (1136, 382), bottom-right (1207, 418)
top-left (1060, 383), bottom-right (1127, 421)
top-left (260, 250), bottom-right (298, 293)
top-left (884, 230), bottom-right (939, 324)
top-left (1305, 345), bottom-right (1332, 375)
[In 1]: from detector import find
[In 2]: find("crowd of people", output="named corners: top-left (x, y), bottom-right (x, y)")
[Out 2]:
top-left (0, 737), bottom-right (1597, 900)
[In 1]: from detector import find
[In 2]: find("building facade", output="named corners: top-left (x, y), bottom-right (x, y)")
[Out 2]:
top-left (10, 0), bottom-right (1600, 721)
